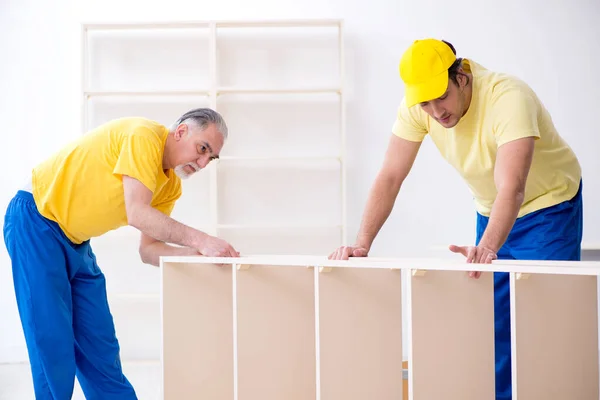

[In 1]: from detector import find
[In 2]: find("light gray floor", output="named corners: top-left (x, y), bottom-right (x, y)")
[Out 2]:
top-left (0, 361), bottom-right (161, 399)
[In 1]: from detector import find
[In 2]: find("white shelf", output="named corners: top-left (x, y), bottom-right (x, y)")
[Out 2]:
top-left (84, 88), bottom-right (341, 97)
top-left (216, 87), bottom-right (342, 95)
top-left (83, 20), bottom-right (342, 30)
top-left (217, 224), bottom-right (342, 230)
top-left (215, 19), bottom-right (342, 28)
top-left (84, 90), bottom-right (210, 97)
top-left (218, 155), bottom-right (341, 162)
top-left (84, 22), bottom-right (211, 30)
top-left (81, 18), bottom-right (346, 255)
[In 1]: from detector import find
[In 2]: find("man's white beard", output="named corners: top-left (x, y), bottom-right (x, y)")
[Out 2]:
top-left (174, 162), bottom-right (200, 179)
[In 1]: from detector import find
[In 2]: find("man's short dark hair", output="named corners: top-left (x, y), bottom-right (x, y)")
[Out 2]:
top-left (442, 40), bottom-right (469, 86)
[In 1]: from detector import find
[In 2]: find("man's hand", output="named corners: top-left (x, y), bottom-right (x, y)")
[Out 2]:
top-left (328, 245), bottom-right (369, 260)
top-left (449, 244), bottom-right (497, 279)
top-left (197, 234), bottom-right (240, 258)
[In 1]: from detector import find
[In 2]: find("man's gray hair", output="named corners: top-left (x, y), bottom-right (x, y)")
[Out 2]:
top-left (171, 108), bottom-right (228, 139)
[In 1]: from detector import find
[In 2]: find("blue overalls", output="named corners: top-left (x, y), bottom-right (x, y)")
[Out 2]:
top-left (476, 181), bottom-right (583, 400)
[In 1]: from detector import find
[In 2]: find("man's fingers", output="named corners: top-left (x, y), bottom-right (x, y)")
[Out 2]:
top-left (449, 244), bottom-right (468, 257)
top-left (227, 245), bottom-right (239, 258)
top-left (329, 247), bottom-right (344, 260)
top-left (466, 246), bottom-right (476, 263)
top-left (353, 247), bottom-right (367, 257)
top-left (468, 271), bottom-right (482, 279)
top-left (342, 247), bottom-right (354, 260)
top-left (475, 249), bottom-right (486, 264)
top-left (329, 246), bottom-right (368, 260)
top-left (329, 249), bottom-right (339, 260)
top-left (335, 247), bottom-right (350, 260)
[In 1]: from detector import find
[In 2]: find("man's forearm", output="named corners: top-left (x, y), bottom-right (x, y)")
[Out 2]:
top-left (128, 205), bottom-right (206, 249)
top-left (140, 241), bottom-right (200, 267)
top-left (355, 175), bottom-right (401, 250)
top-left (479, 189), bottom-right (524, 252)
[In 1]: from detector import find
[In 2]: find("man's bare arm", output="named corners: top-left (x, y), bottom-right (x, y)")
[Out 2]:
top-left (123, 175), bottom-right (238, 257)
top-left (479, 137), bottom-right (535, 253)
top-left (123, 175), bottom-right (206, 248)
top-left (355, 136), bottom-right (422, 249)
top-left (329, 135), bottom-right (422, 259)
top-left (139, 232), bottom-right (200, 267)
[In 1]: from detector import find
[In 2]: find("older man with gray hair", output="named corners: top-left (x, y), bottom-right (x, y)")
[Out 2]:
top-left (3, 107), bottom-right (238, 399)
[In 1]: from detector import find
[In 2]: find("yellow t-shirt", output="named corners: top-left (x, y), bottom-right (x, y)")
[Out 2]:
top-left (392, 59), bottom-right (581, 218)
top-left (32, 117), bottom-right (182, 244)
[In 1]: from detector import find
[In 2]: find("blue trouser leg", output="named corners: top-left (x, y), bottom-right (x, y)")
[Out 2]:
top-left (4, 192), bottom-right (77, 399)
top-left (490, 272), bottom-right (513, 400)
top-left (476, 221), bottom-right (514, 400)
top-left (476, 181), bottom-right (583, 400)
top-left (72, 244), bottom-right (137, 399)
top-left (3, 191), bottom-right (137, 399)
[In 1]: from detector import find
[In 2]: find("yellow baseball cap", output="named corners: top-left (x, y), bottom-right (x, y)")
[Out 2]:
top-left (399, 39), bottom-right (457, 107)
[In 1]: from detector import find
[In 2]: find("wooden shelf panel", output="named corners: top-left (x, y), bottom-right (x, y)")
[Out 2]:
top-left (236, 265), bottom-right (316, 399)
top-left (319, 267), bottom-right (403, 399)
top-left (408, 270), bottom-right (495, 400)
top-left (162, 262), bottom-right (234, 399)
top-left (511, 273), bottom-right (599, 399)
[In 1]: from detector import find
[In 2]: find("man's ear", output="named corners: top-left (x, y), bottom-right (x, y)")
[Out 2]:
top-left (174, 124), bottom-right (187, 140)
top-left (457, 71), bottom-right (469, 89)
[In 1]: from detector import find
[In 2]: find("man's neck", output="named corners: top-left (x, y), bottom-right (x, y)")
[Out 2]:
top-left (162, 134), bottom-right (174, 170)
top-left (461, 76), bottom-right (474, 117)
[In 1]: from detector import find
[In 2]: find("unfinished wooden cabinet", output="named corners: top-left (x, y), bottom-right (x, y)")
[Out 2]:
top-left (161, 256), bottom-right (600, 400)
top-left (161, 257), bottom-right (404, 399)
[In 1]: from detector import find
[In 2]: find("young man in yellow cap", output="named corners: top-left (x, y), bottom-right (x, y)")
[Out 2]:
top-left (329, 39), bottom-right (582, 399)
top-left (3, 108), bottom-right (239, 399)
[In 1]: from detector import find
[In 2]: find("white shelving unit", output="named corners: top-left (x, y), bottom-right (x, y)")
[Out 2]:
top-left (80, 20), bottom-right (346, 305)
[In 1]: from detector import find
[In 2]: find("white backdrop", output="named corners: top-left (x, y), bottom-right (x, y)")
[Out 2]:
top-left (1, 0), bottom-right (599, 364)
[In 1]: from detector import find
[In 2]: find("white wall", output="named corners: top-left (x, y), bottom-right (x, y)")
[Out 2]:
top-left (1, 0), bottom-right (599, 364)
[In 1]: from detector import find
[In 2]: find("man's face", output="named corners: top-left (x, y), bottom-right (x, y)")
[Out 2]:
top-left (419, 76), bottom-right (468, 129)
top-left (173, 123), bottom-right (224, 180)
